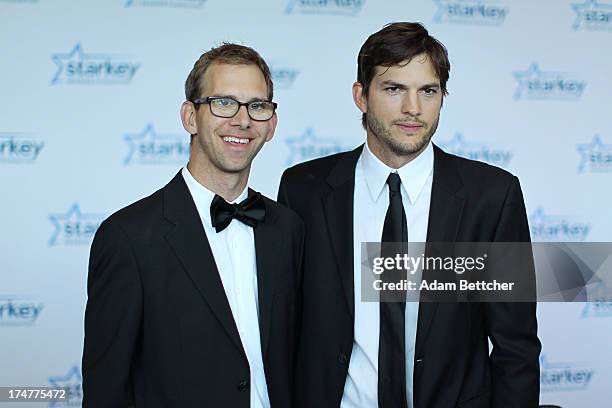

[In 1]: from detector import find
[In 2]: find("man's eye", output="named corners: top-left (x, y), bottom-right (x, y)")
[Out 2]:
top-left (249, 102), bottom-right (265, 111)
top-left (385, 87), bottom-right (400, 93)
top-left (423, 88), bottom-right (438, 95)
top-left (214, 98), bottom-right (236, 107)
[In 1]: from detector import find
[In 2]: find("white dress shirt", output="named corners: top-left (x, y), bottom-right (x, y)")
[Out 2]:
top-left (341, 141), bottom-right (434, 408)
top-left (182, 167), bottom-right (271, 408)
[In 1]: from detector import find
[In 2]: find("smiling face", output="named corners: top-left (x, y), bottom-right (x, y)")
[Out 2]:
top-left (181, 62), bottom-right (277, 179)
top-left (353, 53), bottom-right (443, 168)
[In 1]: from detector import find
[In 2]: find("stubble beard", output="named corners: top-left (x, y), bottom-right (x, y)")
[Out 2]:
top-left (367, 114), bottom-right (440, 158)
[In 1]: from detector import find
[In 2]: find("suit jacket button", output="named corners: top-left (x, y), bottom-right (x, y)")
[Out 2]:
top-left (338, 353), bottom-right (348, 364)
top-left (238, 380), bottom-right (249, 391)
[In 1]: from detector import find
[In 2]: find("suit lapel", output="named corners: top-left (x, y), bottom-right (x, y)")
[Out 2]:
top-left (322, 146), bottom-right (363, 321)
top-left (252, 193), bottom-right (279, 360)
top-left (416, 145), bottom-right (466, 356)
top-left (163, 173), bottom-right (245, 355)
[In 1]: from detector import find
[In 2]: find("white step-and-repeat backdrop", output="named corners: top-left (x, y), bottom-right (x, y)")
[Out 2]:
top-left (1, 0), bottom-right (611, 407)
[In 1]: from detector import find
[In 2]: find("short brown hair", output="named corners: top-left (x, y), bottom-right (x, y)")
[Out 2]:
top-left (185, 43), bottom-right (274, 103)
top-left (357, 22), bottom-right (450, 128)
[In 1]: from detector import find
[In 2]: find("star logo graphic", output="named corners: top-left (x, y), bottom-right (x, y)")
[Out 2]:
top-left (513, 63), bottom-right (546, 99)
top-left (50, 43), bottom-right (140, 85)
top-left (284, 0), bottom-right (364, 15)
top-left (438, 132), bottom-right (512, 167)
top-left (433, 0), bottom-right (508, 25)
top-left (285, 128), bottom-right (351, 165)
top-left (438, 132), bottom-right (470, 151)
top-left (270, 65), bottom-right (300, 89)
top-left (539, 355), bottom-right (595, 391)
top-left (48, 366), bottom-right (83, 407)
top-left (572, 0), bottom-right (612, 30)
top-left (123, 123), bottom-right (189, 165)
top-left (513, 63), bottom-right (586, 100)
top-left (125, 0), bottom-right (206, 7)
top-left (528, 208), bottom-right (590, 242)
top-left (48, 203), bottom-right (105, 246)
top-left (582, 282), bottom-right (612, 317)
top-left (51, 44), bottom-right (103, 85)
top-left (577, 135), bottom-right (612, 172)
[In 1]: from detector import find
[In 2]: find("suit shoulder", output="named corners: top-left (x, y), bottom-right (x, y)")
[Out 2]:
top-left (281, 149), bottom-right (356, 182)
top-left (261, 194), bottom-right (304, 231)
top-left (99, 187), bottom-right (164, 238)
top-left (441, 149), bottom-right (519, 188)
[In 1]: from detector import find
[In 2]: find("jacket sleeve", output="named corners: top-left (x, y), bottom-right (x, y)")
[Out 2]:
top-left (82, 219), bottom-right (143, 408)
top-left (486, 177), bottom-right (541, 407)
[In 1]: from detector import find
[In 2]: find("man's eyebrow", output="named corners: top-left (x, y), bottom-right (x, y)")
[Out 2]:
top-left (378, 81), bottom-right (441, 90)
top-left (379, 80), bottom-right (407, 88)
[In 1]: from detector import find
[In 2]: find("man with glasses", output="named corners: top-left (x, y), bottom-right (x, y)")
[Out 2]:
top-left (82, 43), bottom-right (304, 408)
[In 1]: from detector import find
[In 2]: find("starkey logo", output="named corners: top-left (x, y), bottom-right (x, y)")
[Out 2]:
top-left (540, 354), bottom-right (595, 392)
top-left (0, 296), bottom-right (43, 326)
top-left (285, 127), bottom-right (352, 165)
top-left (48, 366), bottom-right (82, 407)
top-left (572, 0), bottom-right (612, 31)
top-left (124, 124), bottom-right (189, 165)
top-left (125, 0), bottom-right (206, 7)
top-left (582, 282), bottom-right (612, 318)
top-left (437, 132), bottom-right (513, 168)
top-left (51, 43), bottom-right (140, 85)
top-left (0, 133), bottom-right (44, 163)
top-left (433, 0), bottom-right (508, 25)
top-left (48, 203), bottom-right (105, 246)
top-left (285, 0), bottom-right (364, 16)
top-left (513, 63), bottom-right (586, 100)
top-left (270, 64), bottom-right (300, 90)
top-left (529, 208), bottom-right (590, 242)
top-left (577, 135), bottom-right (612, 173)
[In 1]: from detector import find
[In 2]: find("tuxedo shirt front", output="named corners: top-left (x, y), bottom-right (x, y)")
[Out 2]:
top-left (182, 167), bottom-right (271, 408)
top-left (341, 142), bottom-right (433, 408)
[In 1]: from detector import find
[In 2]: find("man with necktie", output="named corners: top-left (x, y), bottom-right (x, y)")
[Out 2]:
top-left (82, 43), bottom-right (304, 408)
top-left (278, 22), bottom-right (540, 407)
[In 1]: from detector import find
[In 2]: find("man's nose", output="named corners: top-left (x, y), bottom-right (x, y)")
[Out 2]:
top-left (231, 105), bottom-right (251, 128)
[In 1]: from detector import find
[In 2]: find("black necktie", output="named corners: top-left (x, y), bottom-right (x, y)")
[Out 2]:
top-left (210, 192), bottom-right (265, 233)
top-left (378, 172), bottom-right (408, 408)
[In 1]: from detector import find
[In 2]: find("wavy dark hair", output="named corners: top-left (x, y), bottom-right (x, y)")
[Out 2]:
top-left (357, 22), bottom-right (450, 128)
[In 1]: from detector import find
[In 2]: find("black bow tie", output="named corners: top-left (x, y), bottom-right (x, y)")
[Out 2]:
top-left (210, 192), bottom-right (266, 233)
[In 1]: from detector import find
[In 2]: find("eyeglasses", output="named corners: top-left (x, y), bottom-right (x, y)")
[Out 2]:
top-left (192, 96), bottom-right (277, 121)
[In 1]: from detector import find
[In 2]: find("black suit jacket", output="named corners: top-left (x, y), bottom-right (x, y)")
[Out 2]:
top-left (278, 144), bottom-right (541, 408)
top-left (82, 172), bottom-right (304, 408)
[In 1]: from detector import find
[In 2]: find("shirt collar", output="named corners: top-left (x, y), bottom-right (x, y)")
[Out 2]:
top-left (181, 166), bottom-right (249, 228)
top-left (360, 140), bottom-right (434, 205)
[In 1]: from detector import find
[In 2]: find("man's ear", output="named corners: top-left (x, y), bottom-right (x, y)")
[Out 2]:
top-left (352, 82), bottom-right (367, 114)
top-left (264, 112), bottom-right (278, 142)
top-left (180, 101), bottom-right (198, 135)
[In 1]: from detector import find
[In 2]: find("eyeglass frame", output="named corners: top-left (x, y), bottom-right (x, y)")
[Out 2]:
top-left (192, 96), bottom-right (278, 121)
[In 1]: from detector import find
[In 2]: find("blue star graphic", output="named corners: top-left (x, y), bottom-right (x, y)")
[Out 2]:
top-left (439, 131), bottom-right (469, 151)
top-left (123, 123), bottom-right (187, 164)
top-left (572, 0), bottom-right (612, 30)
top-left (48, 366), bottom-right (82, 407)
top-left (50, 43), bottom-right (107, 85)
top-left (577, 135), bottom-right (612, 172)
top-left (48, 203), bottom-right (104, 246)
top-left (528, 207), bottom-right (548, 226)
top-left (512, 62), bottom-right (545, 99)
top-left (285, 127), bottom-right (346, 165)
